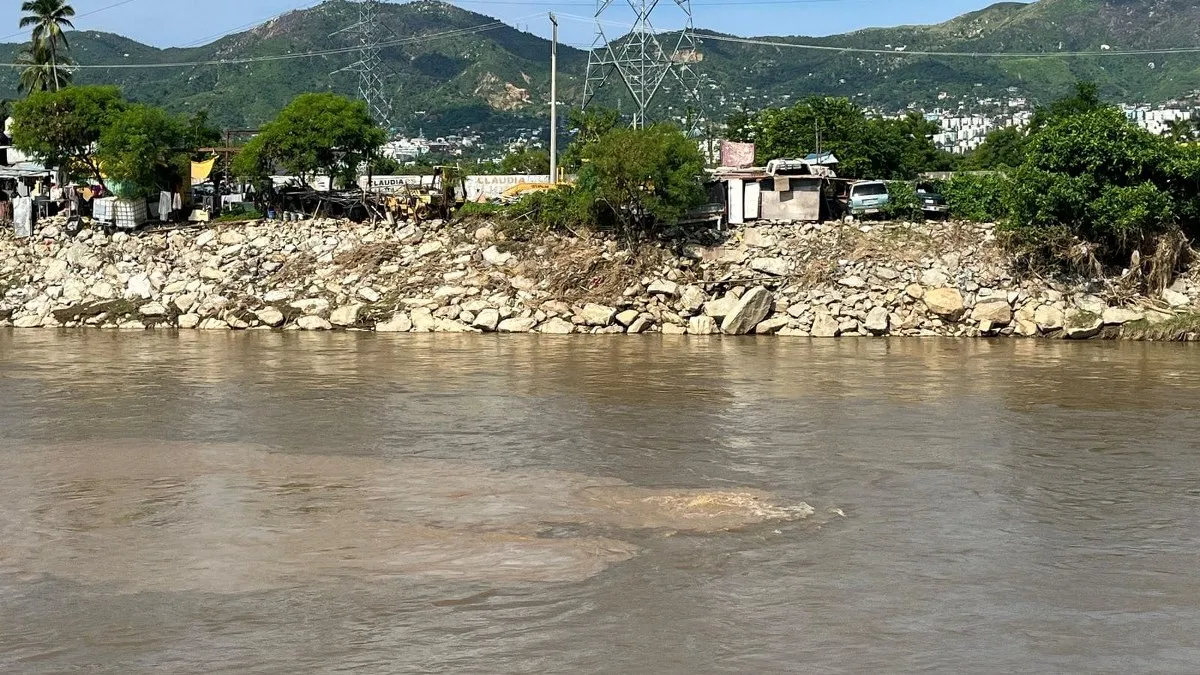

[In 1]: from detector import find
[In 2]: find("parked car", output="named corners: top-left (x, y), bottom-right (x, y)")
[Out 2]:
top-left (916, 182), bottom-right (949, 218)
top-left (848, 180), bottom-right (890, 216)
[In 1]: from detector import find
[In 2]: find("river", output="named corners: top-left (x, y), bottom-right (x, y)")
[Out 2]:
top-left (2, 331), bottom-right (1200, 673)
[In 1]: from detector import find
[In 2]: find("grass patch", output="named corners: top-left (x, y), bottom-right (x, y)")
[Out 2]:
top-left (1121, 313), bottom-right (1200, 341)
top-left (215, 209), bottom-right (264, 223)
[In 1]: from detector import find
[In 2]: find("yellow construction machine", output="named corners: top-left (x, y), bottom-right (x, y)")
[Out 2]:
top-left (378, 166), bottom-right (466, 223)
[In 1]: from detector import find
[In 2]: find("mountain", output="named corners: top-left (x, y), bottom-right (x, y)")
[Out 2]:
top-left (1, 0), bottom-right (1198, 137)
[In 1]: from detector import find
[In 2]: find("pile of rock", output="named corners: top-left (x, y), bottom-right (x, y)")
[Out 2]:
top-left (1, 217), bottom-right (1196, 338)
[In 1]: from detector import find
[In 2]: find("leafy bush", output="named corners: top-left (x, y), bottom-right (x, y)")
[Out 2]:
top-left (941, 173), bottom-right (1011, 222)
top-left (882, 181), bottom-right (923, 221)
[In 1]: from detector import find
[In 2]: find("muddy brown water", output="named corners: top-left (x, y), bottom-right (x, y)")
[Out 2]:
top-left (3, 331), bottom-right (1200, 673)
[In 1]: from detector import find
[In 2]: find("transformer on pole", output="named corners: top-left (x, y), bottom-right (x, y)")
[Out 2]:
top-left (582, 0), bottom-right (703, 130)
top-left (332, 0), bottom-right (394, 132)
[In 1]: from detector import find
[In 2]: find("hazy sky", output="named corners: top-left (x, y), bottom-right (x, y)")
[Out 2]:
top-left (0, 0), bottom-right (1026, 50)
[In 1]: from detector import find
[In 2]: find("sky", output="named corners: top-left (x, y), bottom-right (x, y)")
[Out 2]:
top-left (0, 0), bottom-right (1028, 50)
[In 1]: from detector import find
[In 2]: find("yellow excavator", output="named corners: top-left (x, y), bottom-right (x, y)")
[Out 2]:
top-left (378, 166), bottom-right (466, 223)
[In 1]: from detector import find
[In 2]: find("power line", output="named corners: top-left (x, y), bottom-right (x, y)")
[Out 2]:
top-left (177, 0), bottom-right (326, 48)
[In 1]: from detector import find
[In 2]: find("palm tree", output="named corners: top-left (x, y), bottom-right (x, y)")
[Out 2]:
top-left (16, 41), bottom-right (72, 94)
top-left (19, 0), bottom-right (75, 92)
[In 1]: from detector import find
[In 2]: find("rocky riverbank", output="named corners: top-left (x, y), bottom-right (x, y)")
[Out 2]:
top-left (2, 216), bottom-right (1199, 339)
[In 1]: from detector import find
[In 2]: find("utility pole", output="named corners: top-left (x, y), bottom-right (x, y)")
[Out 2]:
top-left (549, 13), bottom-right (559, 183)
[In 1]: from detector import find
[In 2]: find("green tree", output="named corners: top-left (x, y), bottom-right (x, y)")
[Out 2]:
top-left (237, 93), bottom-right (385, 190)
top-left (561, 107), bottom-right (620, 169)
top-left (963, 126), bottom-right (1027, 170)
top-left (500, 145), bottom-right (550, 175)
top-left (1028, 81), bottom-right (1104, 132)
top-left (577, 123), bottom-right (706, 238)
top-left (10, 85), bottom-right (126, 186)
top-left (16, 41), bottom-right (72, 94)
top-left (95, 104), bottom-right (192, 198)
top-left (1002, 105), bottom-right (1184, 272)
top-left (19, 0), bottom-right (75, 92)
top-left (1165, 119), bottom-right (1197, 144)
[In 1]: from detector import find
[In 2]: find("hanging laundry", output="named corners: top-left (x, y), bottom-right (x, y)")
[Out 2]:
top-left (159, 191), bottom-right (172, 222)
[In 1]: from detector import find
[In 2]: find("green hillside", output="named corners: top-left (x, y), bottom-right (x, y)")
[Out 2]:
top-left (1, 0), bottom-right (1197, 135)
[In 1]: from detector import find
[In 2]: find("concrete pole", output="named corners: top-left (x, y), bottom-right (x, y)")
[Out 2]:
top-left (549, 13), bottom-right (559, 184)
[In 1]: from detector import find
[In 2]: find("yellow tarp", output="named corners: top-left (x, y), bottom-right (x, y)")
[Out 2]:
top-left (191, 158), bottom-right (216, 185)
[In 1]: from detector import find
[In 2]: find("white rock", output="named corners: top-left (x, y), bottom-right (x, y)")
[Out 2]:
top-left (1033, 305), bottom-right (1065, 331)
top-left (177, 314), bottom-right (201, 329)
top-left (580, 303), bottom-right (617, 327)
top-left (627, 317), bottom-right (651, 334)
top-left (481, 246), bottom-right (512, 266)
top-left (472, 308), bottom-right (501, 332)
top-left (126, 275), bottom-right (153, 300)
top-left (720, 287), bottom-right (773, 335)
top-left (1162, 288), bottom-right (1190, 308)
top-left (905, 284), bottom-right (925, 300)
top-left (139, 302), bottom-right (167, 317)
top-left (255, 308), bottom-right (286, 327)
top-left (198, 318), bottom-right (230, 330)
top-left (410, 308), bottom-right (437, 332)
top-left (375, 313), bottom-right (413, 332)
top-left (1102, 307), bottom-right (1144, 325)
top-left (754, 317), bottom-right (790, 335)
top-left (921, 268), bottom-right (950, 287)
top-left (263, 289), bottom-right (291, 303)
top-left (90, 282), bottom-right (115, 300)
top-left (417, 241), bottom-right (443, 257)
top-left (864, 306), bottom-right (890, 334)
top-left (13, 315), bottom-right (44, 328)
top-left (539, 318), bottom-right (575, 334)
top-left (662, 324), bottom-right (688, 335)
top-left (704, 294), bottom-right (739, 320)
top-left (357, 287), bottom-right (382, 303)
top-left (43, 259), bottom-right (69, 282)
top-left (838, 276), bottom-right (867, 289)
top-left (615, 309), bottom-right (640, 327)
top-left (330, 304), bottom-right (363, 327)
top-left (647, 279), bottom-right (679, 297)
top-left (498, 317), bottom-right (538, 333)
top-left (688, 315), bottom-right (718, 335)
top-left (296, 316), bottom-right (332, 331)
top-left (174, 294), bottom-right (198, 313)
top-left (811, 314), bottom-right (840, 337)
top-left (290, 298), bottom-right (330, 316)
top-left (678, 285), bottom-right (707, 313)
top-left (971, 299), bottom-right (1013, 326)
top-left (742, 227), bottom-right (778, 248)
top-left (1075, 295), bottom-right (1107, 315)
top-left (199, 267), bottom-right (225, 282)
top-left (217, 231), bottom-right (245, 245)
top-left (750, 258), bottom-right (789, 277)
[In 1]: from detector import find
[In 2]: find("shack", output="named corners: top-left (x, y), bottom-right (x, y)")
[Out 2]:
top-left (712, 158), bottom-right (848, 225)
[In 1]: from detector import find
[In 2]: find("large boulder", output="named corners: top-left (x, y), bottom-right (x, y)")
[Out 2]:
top-left (864, 306), bottom-right (890, 335)
top-left (376, 313), bottom-right (413, 333)
top-left (678, 285), bottom-right (707, 314)
top-left (498, 318), bottom-right (538, 334)
top-left (750, 258), bottom-right (789, 277)
top-left (924, 288), bottom-right (965, 321)
top-left (811, 314), bottom-right (840, 337)
top-left (720, 287), bottom-right (773, 335)
top-left (1102, 307), bottom-right (1144, 325)
top-left (704, 294), bottom-right (739, 320)
top-left (688, 315), bottom-right (718, 335)
top-left (971, 299), bottom-right (1013, 326)
top-left (472, 309), bottom-right (501, 332)
top-left (1064, 312), bottom-right (1103, 340)
top-left (255, 308), bottom-right (286, 327)
top-left (1033, 305), bottom-right (1065, 332)
top-left (579, 303), bottom-right (617, 327)
top-left (330, 304), bottom-right (363, 327)
top-left (539, 318), bottom-right (575, 334)
top-left (296, 316), bottom-right (332, 331)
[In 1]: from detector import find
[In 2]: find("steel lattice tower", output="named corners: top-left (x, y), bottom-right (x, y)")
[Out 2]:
top-left (334, 0), bottom-right (394, 132)
top-left (582, 0), bottom-right (703, 129)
